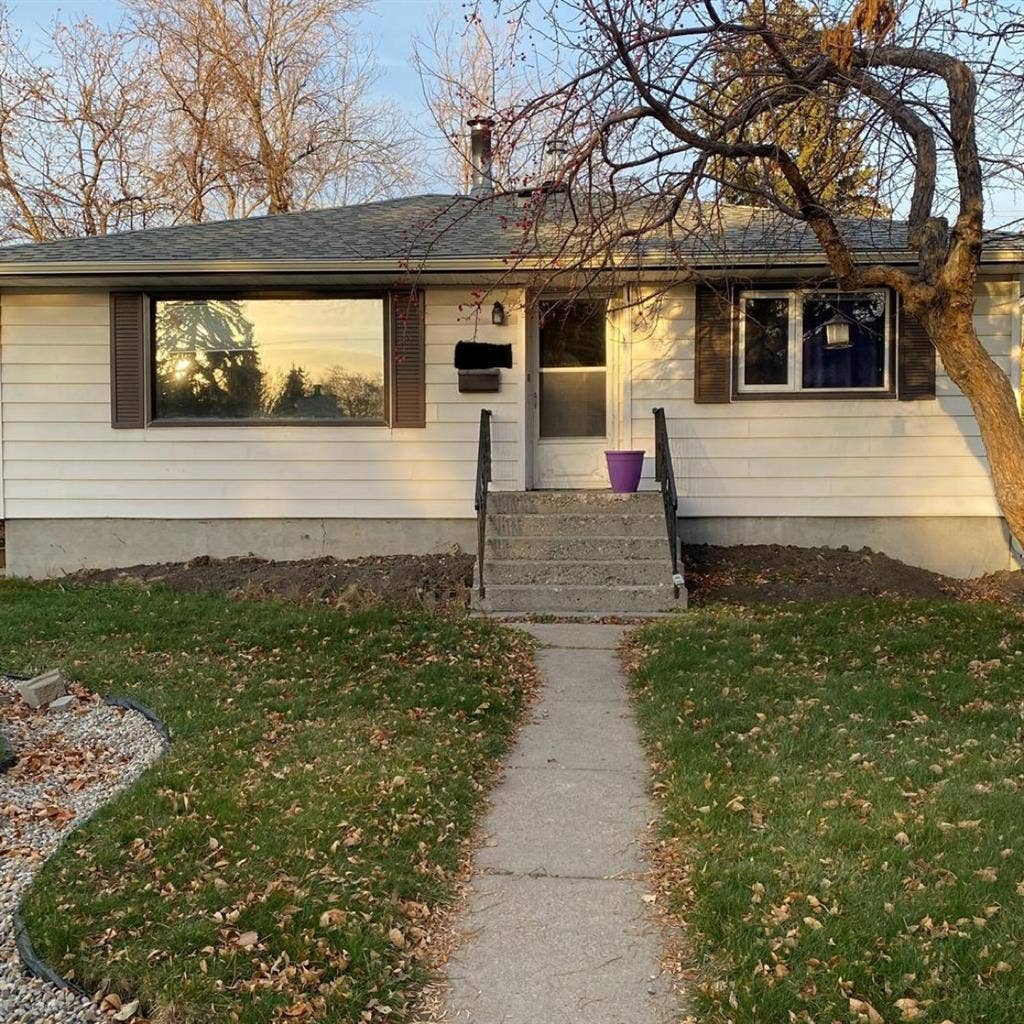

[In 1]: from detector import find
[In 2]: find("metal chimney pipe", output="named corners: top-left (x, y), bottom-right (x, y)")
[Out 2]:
top-left (467, 117), bottom-right (494, 196)
top-left (543, 136), bottom-right (567, 177)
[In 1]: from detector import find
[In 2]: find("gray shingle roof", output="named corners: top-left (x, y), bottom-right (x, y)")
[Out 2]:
top-left (0, 192), bottom-right (1017, 268)
top-left (0, 195), bottom-right (500, 265)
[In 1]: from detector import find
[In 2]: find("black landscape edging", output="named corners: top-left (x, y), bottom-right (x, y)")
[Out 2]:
top-left (14, 694), bottom-right (172, 998)
top-left (0, 724), bottom-right (14, 774)
top-left (12, 910), bottom-right (88, 996)
top-left (104, 695), bottom-right (172, 744)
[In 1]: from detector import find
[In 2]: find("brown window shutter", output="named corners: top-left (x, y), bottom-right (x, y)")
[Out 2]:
top-left (110, 292), bottom-right (148, 428)
top-left (390, 288), bottom-right (426, 427)
top-left (694, 283), bottom-right (733, 403)
top-left (898, 300), bottom-right (936, 400)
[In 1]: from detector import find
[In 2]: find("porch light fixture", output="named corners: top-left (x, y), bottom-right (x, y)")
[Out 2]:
top-left (823, 313), bottom-right (853, 350)
top-left (491, 301), bottom-right (507, 326)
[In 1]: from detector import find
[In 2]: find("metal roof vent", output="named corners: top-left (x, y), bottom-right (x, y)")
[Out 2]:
top-left (534, 136), bottom-right (568, 194)
top-left (543, 137), bottom-right (567, 177)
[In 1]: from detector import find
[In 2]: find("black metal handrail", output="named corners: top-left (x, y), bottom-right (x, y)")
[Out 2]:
top-left (475, 409), bottom-right (493, 599)
top-left (653, 407), bottom-right (681, 600)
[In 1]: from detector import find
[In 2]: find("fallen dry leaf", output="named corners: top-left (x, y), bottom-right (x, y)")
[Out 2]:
top-left (113, 999), bottom-right (140, 1021)
top-left (849, 996), bottom-right (884, 1023)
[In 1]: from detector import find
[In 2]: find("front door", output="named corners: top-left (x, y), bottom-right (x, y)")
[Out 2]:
top-left (530, 298), bottom-right (609, 488)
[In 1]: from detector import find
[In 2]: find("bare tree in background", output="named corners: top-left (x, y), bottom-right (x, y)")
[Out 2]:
top-left (0, 16), bottom-right (161, 240)
top-left (413, 6), bottom-right (539, 192)
top-left (131, 0), bottom-right (412, 214)
top-left (455, 0), bottom-right (1024, 543)
top-left (0, 0), bottom-right (414, 239)
top-left (129, 1), bottom-right (247, 222)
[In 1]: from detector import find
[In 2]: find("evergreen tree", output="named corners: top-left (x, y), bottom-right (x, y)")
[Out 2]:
top-left (154, 299), bottom-right (264, 418)
top-left (697, 0), bottom-right (884, 216)
top-left (273, 367), bottom-right (310, 415)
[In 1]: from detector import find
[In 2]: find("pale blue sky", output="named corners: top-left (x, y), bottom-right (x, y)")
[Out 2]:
top-left (6, 0), bottom-right (459, 190)
top-left (5, 0), bottom-right (444, 110)
top-left (6, 1), bottom-right (1023, 222)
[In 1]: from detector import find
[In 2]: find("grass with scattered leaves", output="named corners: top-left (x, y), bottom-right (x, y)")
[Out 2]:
top-left (627, 600), bottom-right (1024, 1024)
top-left (1, 579), bottom-right (534, 1024)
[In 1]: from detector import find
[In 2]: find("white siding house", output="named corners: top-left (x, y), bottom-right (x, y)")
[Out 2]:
top-left (0, 197), bottom-right (1019, 579)
top-left (624, 278), bottom-right (1021, 576)
top-left (0, 288), bottom-right (525, 519)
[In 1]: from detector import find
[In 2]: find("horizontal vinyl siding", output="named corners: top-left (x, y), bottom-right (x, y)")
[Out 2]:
top-left (629, 279), bottom-right (1020, 518)
top-left (3, 278), bottom-right (1019, 525)
top-left (0, 288), bottom-right (525, 520)
top-left (0, 306), bottom-right (3, 518)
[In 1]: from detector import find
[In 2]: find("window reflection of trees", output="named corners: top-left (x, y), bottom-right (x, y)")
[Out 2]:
top-left (744, 296), bottom-right (790, 385)
top-left (156, 300), bottom-right (263, 418)
top-left (802, 292), bottom-right (886, 343)
top-left (154, 300), bottom-right (385, 420)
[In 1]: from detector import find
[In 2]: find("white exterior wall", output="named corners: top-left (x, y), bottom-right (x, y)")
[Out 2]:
top-left (0, 288), bottom-right (526, 521)
top-left (0, 293), bottom-right (4, 522)
top-left (0, 278), bottom-right (1019, 529)
top-left (627, 277), bottom-right (1021, 518)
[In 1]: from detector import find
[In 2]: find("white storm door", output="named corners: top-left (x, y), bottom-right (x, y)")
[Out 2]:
top-left (531, 298), bottom-right (609, 489)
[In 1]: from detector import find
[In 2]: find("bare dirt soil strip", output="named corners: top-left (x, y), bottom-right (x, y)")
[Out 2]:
top-left (68, 544), bottom-right (1022, 610)
top-left (70, 552), bottom-right (475, 609)
top-left (681, 542), bottom-right (1024, 606)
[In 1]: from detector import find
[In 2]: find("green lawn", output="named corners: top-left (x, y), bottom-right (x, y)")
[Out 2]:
top-left (1, 580), bottom-right (534, 1023)
top-left (628, 600), bottom-right (1024, 1024)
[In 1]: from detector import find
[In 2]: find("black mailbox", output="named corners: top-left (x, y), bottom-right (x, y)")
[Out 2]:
top-left (454, 341), bottom-right (511, 393)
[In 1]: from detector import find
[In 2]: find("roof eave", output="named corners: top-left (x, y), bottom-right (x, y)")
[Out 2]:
top-left (0, 249), bottom-right (1021, 278)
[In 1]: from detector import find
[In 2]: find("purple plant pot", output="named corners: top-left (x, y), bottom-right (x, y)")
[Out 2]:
top-left (605, 450), bottom-right (645, 493)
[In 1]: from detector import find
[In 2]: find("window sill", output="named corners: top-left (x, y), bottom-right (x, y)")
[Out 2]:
top-left (147, 417), bottom-right (389, 428)
top-left (732, 389), bottom-right (896, 401)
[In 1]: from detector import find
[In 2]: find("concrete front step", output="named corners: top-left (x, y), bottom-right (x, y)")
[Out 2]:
top-left (486, 535), bottom-right (669, 562)
top-left (477, 583), bottom-right (682, 614)
top-left (475, 489), bottom-right (684, 615)
top-left (484, 559), bottom-right (672, 587)
top-left (489, 489), bottom-right (663, 515)
top-left (487, 512), bottom-right (665, 538)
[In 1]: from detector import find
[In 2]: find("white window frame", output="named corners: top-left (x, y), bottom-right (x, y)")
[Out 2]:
top-left (736, 288), bottom-right (891, 395)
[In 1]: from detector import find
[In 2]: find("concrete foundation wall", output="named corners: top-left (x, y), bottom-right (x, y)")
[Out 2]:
top-left (5, 517), bottom-right (477, 579)
top-left (5, 514), bottom-right (1016, 580)
top-left (683, 515), bottom-right (1017, 579)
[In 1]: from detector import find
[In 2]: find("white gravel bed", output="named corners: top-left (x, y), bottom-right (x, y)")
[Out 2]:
top-left (1, 676), bottom-right (165, 1023)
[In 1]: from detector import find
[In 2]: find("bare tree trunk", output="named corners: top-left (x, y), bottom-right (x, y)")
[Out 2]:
top-left (923, 304), bottom-right (1024, 546)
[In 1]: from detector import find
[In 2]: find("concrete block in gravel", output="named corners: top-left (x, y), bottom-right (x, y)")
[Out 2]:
top-left (48, 695), bottom-right (76, 712)
top-left (15, 670), bottom-right (66, 709)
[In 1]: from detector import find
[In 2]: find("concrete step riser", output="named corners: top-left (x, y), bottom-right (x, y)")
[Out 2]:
top-left (487, 513), bottom-right (665, 538)
top-left (486, 536), bottom-right (669, 561)
top-left (484, 560), bottom-right (672, 587)
top-left (489, 491), bottom-right (664, 515)
top-left (478, 584), bottom-right (682, 614)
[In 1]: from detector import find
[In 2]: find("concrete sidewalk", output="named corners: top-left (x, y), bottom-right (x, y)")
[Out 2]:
top-left (442, 623), bottom-right (676, 1024)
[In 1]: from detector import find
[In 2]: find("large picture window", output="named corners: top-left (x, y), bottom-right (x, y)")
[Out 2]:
top-left (153, 297), bottom-right (386, 422)
top-left (737, 289), bottom-right (891, 395)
